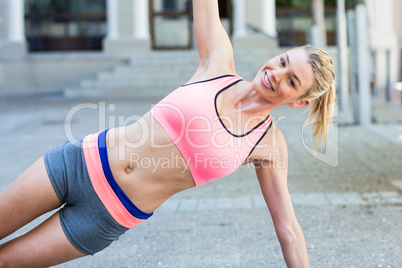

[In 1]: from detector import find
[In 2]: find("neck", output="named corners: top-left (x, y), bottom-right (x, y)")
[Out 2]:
top-left (232, 81), bottom-right (275, 118)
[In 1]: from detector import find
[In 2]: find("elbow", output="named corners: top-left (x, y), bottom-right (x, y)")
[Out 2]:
top-left (275, 221), bottom-right (301, 245)
top-left (276, 227), bottom-right (296, 245)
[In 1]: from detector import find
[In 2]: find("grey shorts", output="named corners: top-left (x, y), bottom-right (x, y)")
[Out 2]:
top-left (44, 139), bottom-right (129, 255)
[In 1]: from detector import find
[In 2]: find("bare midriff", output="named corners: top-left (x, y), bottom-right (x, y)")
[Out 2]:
top-left (106, 112), bottom-right (196, 214)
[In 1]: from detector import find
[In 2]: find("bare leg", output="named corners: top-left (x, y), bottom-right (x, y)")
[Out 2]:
top-left (0, 156), bottom-right (61, 239)
top-left (0, 211), bottom-right (86, 267)
top-left (0, 156), bottom-right (87, 266)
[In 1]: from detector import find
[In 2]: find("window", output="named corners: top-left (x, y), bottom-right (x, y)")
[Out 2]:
top-left (25, 0), bottom-right (106, 52)
top-left (275, 0), bottom-right (357, 46)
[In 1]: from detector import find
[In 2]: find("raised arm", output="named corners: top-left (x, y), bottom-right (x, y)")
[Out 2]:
top-left (191, 0), bottom-right (235, 76)
top-left (254, 133), bottom-right (309, 267)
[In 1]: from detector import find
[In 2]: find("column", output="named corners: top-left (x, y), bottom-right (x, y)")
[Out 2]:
top-left (336, 0), bottom-right (349, 113)
top-left (261, 0), bottom-right (276, 37)
top-left (233, 0), bottom-right (247, 38)
top-left (8, 0), bottom-right (25, 42)
top-left (106, 0), bottom-right (119, 40)
top-left (2, 0), bottom-right (26, 56)
top-left (356, 3), bottom-right (372, 125)
top-left (347, 10), bottom-right (360, 124)
top-left (311, 0), bottom-right (326, 47)
top-left (104, 0), bottom-right (151, 52)
top-left (133, 0), bottom-right (150, 40)
top-left (366, 0), bottom-right (399, 99)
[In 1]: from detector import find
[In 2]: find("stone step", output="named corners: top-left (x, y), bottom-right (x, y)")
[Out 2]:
top-left (80, 77), bottom-right (185, 88)
top-left (74, 72), bottom-right (257, 97)
top-left (105, 68), bottom-right (196, 78)
top-left (120, 65), bottom-right (263, 75)
top-left (78, 79), bottom-right (181, 94)
top-left (64, 85), bottom-right (171, 99)
top-left (85, 70), bottom-right (257, 89)
top-left (63, 48), bottom-right (286, 98)
top-left (96, 65), bottom-right (257, 80)
top-left (102, 69), bottom-right (257, 81)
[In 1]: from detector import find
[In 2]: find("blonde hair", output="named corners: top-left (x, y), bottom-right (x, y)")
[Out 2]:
top-left (297, 45), bottom-right (336, 150)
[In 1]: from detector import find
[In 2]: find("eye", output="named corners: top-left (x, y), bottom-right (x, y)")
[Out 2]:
top-left (289, 78), bottom-right (295, 87)
top-left (280, 58), bottom-right (285, 67)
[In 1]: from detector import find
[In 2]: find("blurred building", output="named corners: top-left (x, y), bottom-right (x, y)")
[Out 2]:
top-left (0, 0), bottom-right (400, 96)
top-left (367, 0), bottom-right (401, 95)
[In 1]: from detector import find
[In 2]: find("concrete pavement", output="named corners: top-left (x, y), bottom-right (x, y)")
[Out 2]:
top-left (0, 93), bottom-right (401, 267)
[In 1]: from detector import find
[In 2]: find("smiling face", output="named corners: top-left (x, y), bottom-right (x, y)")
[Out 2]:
top-left (252, 48), bottom-right (316, 107)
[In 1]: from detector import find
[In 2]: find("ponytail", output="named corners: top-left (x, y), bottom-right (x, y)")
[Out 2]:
top-left (304, 80), bottom-right (336, 150)
top-left (297, 45), bottom-right (336, 150)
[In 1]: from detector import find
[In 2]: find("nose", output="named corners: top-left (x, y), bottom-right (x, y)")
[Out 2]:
top-left (271, 69), bottom-right (282, 83)
top-left (271, 68), bottom-right (288, 83)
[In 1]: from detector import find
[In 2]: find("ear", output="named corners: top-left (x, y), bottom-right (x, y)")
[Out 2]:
top-left (288, 100), bottom-right (310, 108)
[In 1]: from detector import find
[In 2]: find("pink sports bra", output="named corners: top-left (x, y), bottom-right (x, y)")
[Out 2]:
top-left (151, 75), bottom-right (272, 186)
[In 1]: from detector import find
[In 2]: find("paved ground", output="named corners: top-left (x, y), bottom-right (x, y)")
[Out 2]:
top-left (0, 93), bottom-right (401, 267)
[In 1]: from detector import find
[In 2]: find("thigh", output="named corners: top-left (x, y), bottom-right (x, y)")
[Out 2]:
top-left (0, 211), bottom-right (86, 267)
top-left (59, 188), bottom-right (130, 256)
top-left (0, 156), bottom-right (62, 239)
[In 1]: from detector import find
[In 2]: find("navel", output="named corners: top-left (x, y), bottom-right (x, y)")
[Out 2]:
top-left (125, 166), bottom-right (134, 174)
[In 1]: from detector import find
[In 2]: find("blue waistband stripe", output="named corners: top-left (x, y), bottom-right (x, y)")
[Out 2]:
top-left (98, 129), bottom-right (153, 220)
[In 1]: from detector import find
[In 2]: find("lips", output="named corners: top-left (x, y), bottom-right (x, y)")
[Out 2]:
top-left (261, 71), bottom-right (275, 92)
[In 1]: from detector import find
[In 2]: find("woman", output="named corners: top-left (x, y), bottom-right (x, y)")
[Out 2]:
top-left (0, 0), bottom-right (335, 267)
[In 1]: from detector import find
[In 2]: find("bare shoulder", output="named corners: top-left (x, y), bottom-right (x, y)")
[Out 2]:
top-left (270, 125), bottom-right (288, 156)
top-left (248, 124), bottom-right (288, 163)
